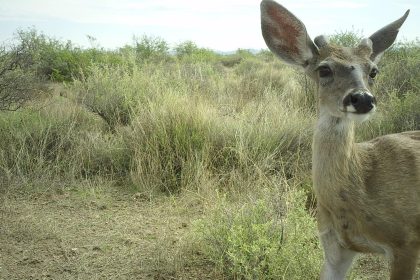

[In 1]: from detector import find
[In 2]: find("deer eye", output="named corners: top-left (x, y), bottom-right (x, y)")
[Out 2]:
top-left (317, 65), bottom-right (333, 78)
top-left (369, 68), bottom-right (379, 79)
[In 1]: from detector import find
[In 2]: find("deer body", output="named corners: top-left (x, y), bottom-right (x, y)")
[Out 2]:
top-left (314, 116), bottom-right (420, 279)
top-left (260, 1), bottom-right (420, 279)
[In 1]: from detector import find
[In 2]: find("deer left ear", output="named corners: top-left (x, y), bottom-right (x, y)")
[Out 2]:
top-left (369, 10), bottom-right (410, 63)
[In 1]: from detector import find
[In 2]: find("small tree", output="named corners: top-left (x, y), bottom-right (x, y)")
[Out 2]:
top-left (174, 40), bottom-right (199, 57)
top-left (0, 42), bottom-right (45, 111)
top-left (174, 40), bottom-right (219, 62)
top-left (133, 35), bottom-right (169, 61)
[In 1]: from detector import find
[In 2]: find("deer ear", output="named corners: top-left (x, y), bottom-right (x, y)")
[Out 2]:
top-left (260, 0), bottom-right (318, 69)
top-left (369, 10), bottom-right (409, 63)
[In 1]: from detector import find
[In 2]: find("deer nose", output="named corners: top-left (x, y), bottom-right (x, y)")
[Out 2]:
top-left (343, 91), bottom-right (376, 114)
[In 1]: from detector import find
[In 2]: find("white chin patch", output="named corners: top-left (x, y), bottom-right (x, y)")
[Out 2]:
top-left (347, 113), bottom-right (371, 122)
top-left (345, 106), bottom-right (376, 122)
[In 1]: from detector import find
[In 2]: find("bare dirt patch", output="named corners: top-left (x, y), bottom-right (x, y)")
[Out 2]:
top-left (0, 186), bottom-right (214, 280)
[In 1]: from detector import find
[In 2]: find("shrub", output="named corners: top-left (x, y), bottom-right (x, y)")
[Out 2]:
top-left (328, 29), bottom-right (363, 47)
top-left (0, 36), bottom-right (47, 110)
top-left (10, 28), bottom-right (124, 82)
top-left (133, 35), bottom-right (170, 62)
top-left (220, 54), bottom-right (243, 68)
top-left (175, 41), bottom-right (200, 57)
top-left (175, 41), bottom-right (219, 62)
top-left (194, 189), bottom-right (322, 279)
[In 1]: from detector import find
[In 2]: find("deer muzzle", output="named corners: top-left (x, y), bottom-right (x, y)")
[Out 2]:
top-left (343, 90), bottom-right (376, 114)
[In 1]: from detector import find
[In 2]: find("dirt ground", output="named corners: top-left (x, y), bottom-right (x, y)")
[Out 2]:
top-left (0, 184), bottom-right (215, 280)
top-left (1, 184), bottom-right (419, 280)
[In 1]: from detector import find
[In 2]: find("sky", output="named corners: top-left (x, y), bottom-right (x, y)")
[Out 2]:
top-left (0, 0), bottom-right (418, 52)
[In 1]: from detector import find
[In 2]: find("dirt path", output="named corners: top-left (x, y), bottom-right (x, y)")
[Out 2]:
top-left (0, 186), bottom-right (213, 280)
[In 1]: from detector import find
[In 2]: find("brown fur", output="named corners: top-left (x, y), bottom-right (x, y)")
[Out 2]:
top-left (313, 121), bottom-right (420, 253)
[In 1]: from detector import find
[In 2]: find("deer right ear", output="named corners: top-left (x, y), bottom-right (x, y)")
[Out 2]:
top-left (261, 0), bottom-right (318, 69)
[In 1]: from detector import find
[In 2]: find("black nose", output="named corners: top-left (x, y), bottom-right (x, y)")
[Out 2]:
top-left (344, 92), bottom-right (376, 114)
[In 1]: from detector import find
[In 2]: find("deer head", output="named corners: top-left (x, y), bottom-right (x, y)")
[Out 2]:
top-left (260, 0), bottom-right (409, 122)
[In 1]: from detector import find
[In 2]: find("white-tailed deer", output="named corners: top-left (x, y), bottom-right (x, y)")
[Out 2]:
top-left (260, 1), bottom-right (420, 279)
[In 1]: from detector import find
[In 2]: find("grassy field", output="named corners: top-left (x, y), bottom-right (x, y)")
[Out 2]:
top-left (0, 31), bottom-right (419, 279)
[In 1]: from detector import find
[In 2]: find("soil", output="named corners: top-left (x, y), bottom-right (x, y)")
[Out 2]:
top-left (0, 185), bottom-right (214, 280)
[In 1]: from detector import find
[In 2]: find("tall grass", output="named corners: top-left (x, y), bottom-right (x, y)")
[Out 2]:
top-left (66, 55), bottom-right (314, 195)
top-left (0, 99), bottom-right (87, 185)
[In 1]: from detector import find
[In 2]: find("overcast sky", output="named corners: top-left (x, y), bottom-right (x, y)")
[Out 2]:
top-left (0, 0), bottom-right (418, 51)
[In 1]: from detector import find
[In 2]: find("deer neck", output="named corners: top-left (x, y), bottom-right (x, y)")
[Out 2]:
top-left (312, 110), bottom-right (363, 202)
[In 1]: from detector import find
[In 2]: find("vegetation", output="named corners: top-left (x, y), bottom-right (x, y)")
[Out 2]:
top-left (195, 189), bottom-right (322, 279)
top-left (0, 31), bottom-right (47, 110)
top-left (0, 28), bottom-right (419, 279)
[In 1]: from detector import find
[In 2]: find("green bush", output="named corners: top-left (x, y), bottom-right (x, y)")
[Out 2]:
top-left (11, 28), bottom-right (124, 82)
top-left (219, 49), bottom-right (254, 68)
top-left (195, 189), bottom-right (322, 279)
top-left (174, 41), bottom-right (219, 62)
top-left (328, 30), bottom-right (363, 47)
top-left (132, 35), bottom-right (170, 62)
top-left (0, 34), bottom-right (48, 110)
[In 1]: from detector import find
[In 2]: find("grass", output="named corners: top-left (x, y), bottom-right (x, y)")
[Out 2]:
top-left (0, 38), bottom-right (419, 279)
